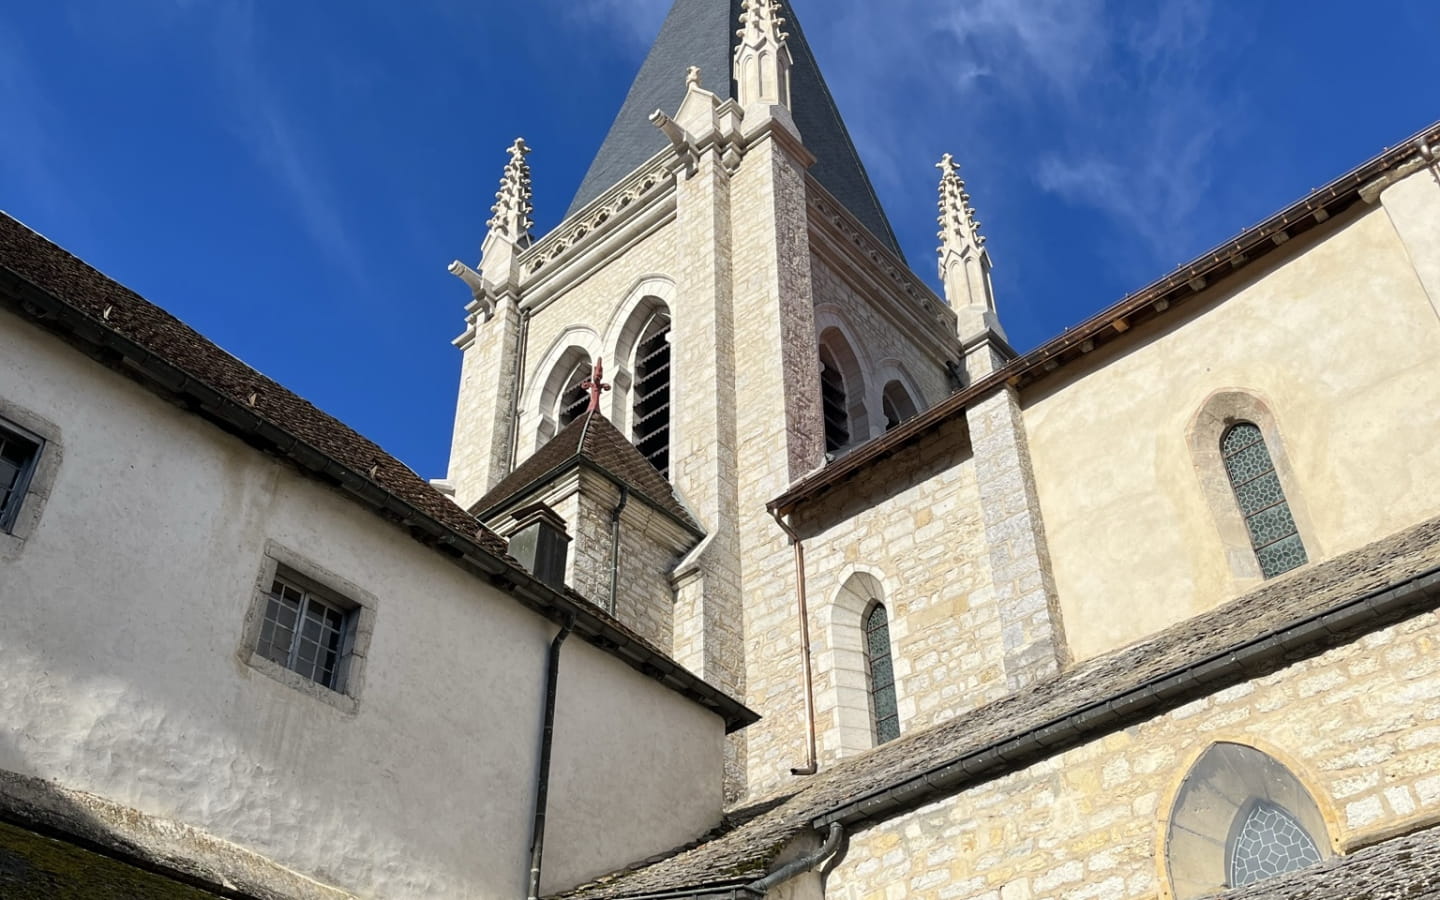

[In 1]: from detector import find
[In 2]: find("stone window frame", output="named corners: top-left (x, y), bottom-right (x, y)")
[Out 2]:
top-left (238, 542), bottom-right (379, 714)
top-left (1158, 740), bottom-right (1340, 900)
top-left (822, 570), bottom-right (903, 758)
top-left (518, 327), bottom-right (603, 457)
top-left (0, 396), bottom-right (62, 560)
top-left (818, 328), bottom-right (869, 456)
top-left (611, 296), bottom-right (673, 478)
top-left (1187, 390), bottom-right (1320, 583)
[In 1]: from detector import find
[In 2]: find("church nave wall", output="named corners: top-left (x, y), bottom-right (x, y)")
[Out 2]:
top-left (1021, 203), bottom-right (1440, 663)
top-left (827, 607), bottom-right (1440, 900)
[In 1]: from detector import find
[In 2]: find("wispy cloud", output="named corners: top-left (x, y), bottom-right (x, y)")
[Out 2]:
top-left (554, 0), bottom-right (672, 48)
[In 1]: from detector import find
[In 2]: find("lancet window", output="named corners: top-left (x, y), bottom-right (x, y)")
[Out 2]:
top-left (1221, 422), bottom-right (1307, 578)
top-left (631, 312), bottom-right (672, 478)
top-left (864, 602), bottom-right (900, 745)
top-left (820, 347), bottom-right (850, 453)
top-left (557, 357), bottom-right (594, 429)
top-left (882, 381), bottom-right (918, 432)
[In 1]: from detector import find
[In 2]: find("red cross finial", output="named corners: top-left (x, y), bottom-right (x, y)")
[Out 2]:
top-left (582, 358), bottom-right (611, 413)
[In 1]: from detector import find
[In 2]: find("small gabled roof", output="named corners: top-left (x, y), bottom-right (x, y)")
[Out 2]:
top-left (566, 0), bottom-right (903, 259)
top-left (473, 409), bottom-right (702, 534)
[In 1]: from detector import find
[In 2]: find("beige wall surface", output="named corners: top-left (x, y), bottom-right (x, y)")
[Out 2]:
top-left (787, 421), bottom-right (1007, 768)
top-left (1023, 206), bottom-right (1440, 660)
top-left (829, 608), bottom-right (1440, 900)
top-left (0, 311), bottom-right (722, 898)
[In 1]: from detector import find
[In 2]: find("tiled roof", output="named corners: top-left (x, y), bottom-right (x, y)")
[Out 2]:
top-left (552, 515), bottom-right (1440, 898)
top-left (472, 409), bottom-right (701, 533)
top-left (565, 0), bottom-right (903, 258)
top-left (0, 212), bottom-right (756, 734)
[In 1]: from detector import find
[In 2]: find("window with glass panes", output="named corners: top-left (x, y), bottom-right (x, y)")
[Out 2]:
top-left (1221, 423), bottom-right (1308, 578)
top-left (864, 602), bottom-right (900, 744)
top-left (0, 422), bottom-right (42, 534)
top-left (255, 573), bottom-right (355, 692)
top-left (1228, 800), bottom-right (1323, 888)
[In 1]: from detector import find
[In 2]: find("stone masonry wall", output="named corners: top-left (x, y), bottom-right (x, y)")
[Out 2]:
top-left (794, 417), bottom-right (1008, 764)
top-left (828, 608), bottom-right (1440, 900)
top-left (808, 252), bottom-right (954, 431)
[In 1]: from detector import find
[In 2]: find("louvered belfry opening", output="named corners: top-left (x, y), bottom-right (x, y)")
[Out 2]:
top-left (632, 314), bottom-right (672, 478)
top-left (820, 347), bottom-right (850, 454)
top-left (558, 358), bottom-right (593, 428)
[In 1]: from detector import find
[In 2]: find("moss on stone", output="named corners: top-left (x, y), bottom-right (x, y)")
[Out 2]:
top-left (0, 820), bottom-right (224, 899)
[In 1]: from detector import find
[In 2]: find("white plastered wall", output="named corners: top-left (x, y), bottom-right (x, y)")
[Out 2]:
top-left (0, 309), bottom-right (722, 898)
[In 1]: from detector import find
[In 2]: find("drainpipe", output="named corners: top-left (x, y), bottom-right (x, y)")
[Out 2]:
top-left (508, 309), bottom-right (532, 472)
top-left (527, 613), bottom-right (575, 900)
top-left (770, 508), bottom-right (819, 777)
top-left (608, 484), bottom-right (630, 616)
top-left (745, 823), bottom-right (844, 894)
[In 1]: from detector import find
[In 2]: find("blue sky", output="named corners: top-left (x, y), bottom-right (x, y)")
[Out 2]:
top-left (2, 0), bottom-right (1437, 480)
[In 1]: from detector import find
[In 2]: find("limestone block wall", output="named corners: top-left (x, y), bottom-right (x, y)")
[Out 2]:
top-left (517, 220), bottom-right (683, 462)
top-left (827, 609), bottom-right (1440, 900)
top-left (1023, 204), bottom-right (1440, 662)
top-left (791, 419), bottom-right (1008, 765)
top-left (808, 251), bottom-right (954, 433)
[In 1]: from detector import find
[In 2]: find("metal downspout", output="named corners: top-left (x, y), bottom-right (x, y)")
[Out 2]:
top-left (527, 614), bottom-right (575, 900)
top-left (745, 823), bottom-right (844, 894)
top-left (771, 509), bottom-right (819, 777)
top-left (608, 485), bottom-right (630, 616)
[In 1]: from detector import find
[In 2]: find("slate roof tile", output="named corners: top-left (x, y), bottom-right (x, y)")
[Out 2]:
top-left (553, 514), bottom-right (1440, 899)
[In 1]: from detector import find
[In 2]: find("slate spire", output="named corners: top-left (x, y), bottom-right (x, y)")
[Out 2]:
top-left (566, 0), bottom-right (903, 258)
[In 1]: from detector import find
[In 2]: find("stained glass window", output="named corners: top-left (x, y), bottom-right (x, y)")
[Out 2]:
top-left (864, 602), bottom-right (900, 744)
top-left (256, 574), bottom-right (354, 692)
top-left (0, 423), bottom-right (41, 534)
top-left (1228, 801), bottom-right (1323, 887)
top-left (1221, 423), bottom-right (1307, 578)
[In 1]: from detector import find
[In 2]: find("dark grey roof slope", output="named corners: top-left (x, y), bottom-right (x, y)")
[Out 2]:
top-left (1208, 824), bottom-right (1440, 899)
top-left (566, 0), bottom-right (903, 258)
top-left (552, 514), bottom-right (1440, 898)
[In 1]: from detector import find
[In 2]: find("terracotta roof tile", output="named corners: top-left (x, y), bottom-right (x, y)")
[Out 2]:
top-left (473, 409), bottom-right (700, 533)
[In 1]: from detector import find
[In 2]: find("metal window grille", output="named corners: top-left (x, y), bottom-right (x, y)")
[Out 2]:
top-left (0, 423), bottom-right (41, 534)
top-left (1221, 423), bottom-right (1308, 578)
top-left (864, 602), bottom-right (900, 744)
top-left (820, 359), bottom-right (850, 454)
top-left (558, 359), bottom-right (593, 428)
top-left (255, 575), bottom-right (353, 691)
top-left (1227, 800), bottom-right (1323, 887)
top-left (632, 318), bottom-right (672, 477)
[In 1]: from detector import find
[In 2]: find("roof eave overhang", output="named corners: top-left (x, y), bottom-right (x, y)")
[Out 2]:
top-left (770, 121), bottom-right (1440, 516)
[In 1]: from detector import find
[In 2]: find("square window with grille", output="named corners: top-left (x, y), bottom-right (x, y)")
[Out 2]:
top-left (253, 568), bottom-right (360, 694)
top-left (0, 422), bottom-right (43, 535)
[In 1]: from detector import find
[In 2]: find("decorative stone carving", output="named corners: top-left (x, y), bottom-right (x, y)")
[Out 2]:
top-left (734, 0), bottom-right (794, 119)
top-left (937, 154), bottom-right (1006, 344)
top-left (487, 138), bottom-right (535, 246)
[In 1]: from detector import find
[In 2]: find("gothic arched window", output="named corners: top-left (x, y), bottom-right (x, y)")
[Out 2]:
top-left (882, 381), bottom-right (918, 432)
top-left (1221, 422), bottom-right (1308, 578)
top-left (1165, 743), bottom-right (1332, 899)
top-left (631, 311), bottom-right (672, 478)
top-left (557, 356), bottom-right (593, 430)
top-left (864, 602), bottom-right (899, 745)
top-left (819, 346), bottom-right (850, 454)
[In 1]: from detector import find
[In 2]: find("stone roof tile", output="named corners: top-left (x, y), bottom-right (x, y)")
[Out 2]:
top-left (553, 515), bottom-right (1440, 898)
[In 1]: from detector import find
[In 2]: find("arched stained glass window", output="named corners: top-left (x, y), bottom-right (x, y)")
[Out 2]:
top-left (1165, 742), bottom-right (1332, 899)
top-left (864, 602), bottom-right (899, 745)
top-left (1228, 800), bottom-right (1323, 888)
top-left (1221, 423), bottom-right (1307, 578)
